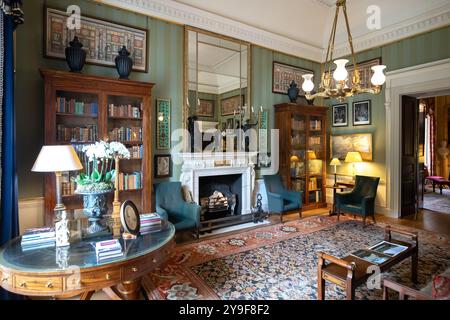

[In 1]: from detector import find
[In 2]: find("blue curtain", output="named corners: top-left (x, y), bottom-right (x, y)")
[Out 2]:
top-left (0, 11), bottom-right (21, 300)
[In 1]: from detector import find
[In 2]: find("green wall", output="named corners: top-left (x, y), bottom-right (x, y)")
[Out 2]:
top-left (16, 0), bottom-right (183, 198)
top-left (327, 26), bottom-right (450, 179)
top-left (15, 0), bottom-right (450, 199)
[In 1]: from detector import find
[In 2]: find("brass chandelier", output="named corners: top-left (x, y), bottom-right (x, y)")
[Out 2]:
top-left (302, 0), bottom-right (386, 101)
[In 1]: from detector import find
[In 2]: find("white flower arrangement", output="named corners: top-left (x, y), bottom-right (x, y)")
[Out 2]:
top-left (75, 140), bottom-right (130, 193)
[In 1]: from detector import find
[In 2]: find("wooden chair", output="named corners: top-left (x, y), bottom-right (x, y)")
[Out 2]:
top-left (382, 279), bottom-right (431, 300)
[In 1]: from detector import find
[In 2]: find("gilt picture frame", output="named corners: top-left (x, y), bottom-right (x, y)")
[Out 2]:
top-left (45, 7), bottom-right (148, 72)
top-left (330, 133), bottom-right (373, 161)
top-left (196, 99), bottom-right (215, 117)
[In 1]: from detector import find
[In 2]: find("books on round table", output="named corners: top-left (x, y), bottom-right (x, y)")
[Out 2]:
top-left (140, 213), bottom-right (162, 234)
top-left (95, 239), bottom-right (124, 261)
top-left (21, 227), bottom-right (56, 251)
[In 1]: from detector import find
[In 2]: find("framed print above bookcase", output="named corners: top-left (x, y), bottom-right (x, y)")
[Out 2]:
top-left (272, 61), bottom-right (313, 96)
top-left (332, 103), bottom-right (348, 127)
top-left (45, 7), bottom-right (148, 72)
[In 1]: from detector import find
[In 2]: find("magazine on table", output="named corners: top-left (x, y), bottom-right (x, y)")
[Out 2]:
top-left (369, 241), bottom-right (408, 256)
top-left (350, 249), bottom-right (391, 265)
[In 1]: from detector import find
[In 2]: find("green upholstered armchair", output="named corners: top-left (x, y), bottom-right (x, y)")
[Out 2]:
top-left (263, 174), bottom-right (302, 221)
top-left (155, 181), bottom-right (201, 239)
top-left (335, 175), bottom-right (380, 225)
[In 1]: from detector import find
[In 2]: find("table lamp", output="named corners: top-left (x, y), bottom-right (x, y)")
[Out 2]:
top-left (345, 151), bottom-right (362, 180)
top-left (329, 158), bottom-right (341, 186)
top-left (32, 145), bottom-right (83, 213)
top-left (307, 150), bottom-right (317, 160)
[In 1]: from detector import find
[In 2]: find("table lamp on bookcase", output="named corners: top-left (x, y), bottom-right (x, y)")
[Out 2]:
top-left (345, 151), bottom-right (363, 181)
top-left (330, 158), bottom-right (341, 186)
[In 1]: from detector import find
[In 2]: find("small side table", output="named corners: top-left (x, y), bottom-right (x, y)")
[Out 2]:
top-left (326, 183), bottom-right (354, 216)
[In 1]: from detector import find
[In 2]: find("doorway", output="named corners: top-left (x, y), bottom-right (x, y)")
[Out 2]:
top-left (400, 94), bottom-right (450, 218)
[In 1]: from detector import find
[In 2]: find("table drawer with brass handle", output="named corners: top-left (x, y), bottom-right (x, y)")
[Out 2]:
top-left (0, 270), bottom-right (13, 288)
top-left (14, 275), bottom-right (63, 293)
top-left (77, 269), bottom-right (121, 289)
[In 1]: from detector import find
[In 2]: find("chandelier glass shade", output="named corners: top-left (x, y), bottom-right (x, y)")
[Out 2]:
top-left (302, 0), bottom-right (386, 101)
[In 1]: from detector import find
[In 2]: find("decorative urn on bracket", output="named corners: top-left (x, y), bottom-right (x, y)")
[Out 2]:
top-left (65, 36), bottom-right (86, 72)
top-left (287, 80), bottom-right (299, 103)
top-left (115, 46), bottom-right (133, 79)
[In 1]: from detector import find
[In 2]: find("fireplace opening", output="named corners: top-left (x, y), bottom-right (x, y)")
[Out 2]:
top-left (199, 174), bottom-right (242, 222)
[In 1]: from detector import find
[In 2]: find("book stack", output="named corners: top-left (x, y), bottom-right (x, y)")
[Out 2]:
top-left (140, 213), bottom-right (162, 234)
top-left (127, 145), bottom-right (143, 159)
top-left (57, 124), bottom-right (98, 142)
top-left (21, 227), bottom-right (56, 251)
top-left (95, 239), bottom-right (124, 262)
top-left (57, 97), bottom-right (98, 115)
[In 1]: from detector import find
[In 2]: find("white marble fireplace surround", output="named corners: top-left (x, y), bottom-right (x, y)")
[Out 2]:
top-left (176, 152), bottom-right (258, 215)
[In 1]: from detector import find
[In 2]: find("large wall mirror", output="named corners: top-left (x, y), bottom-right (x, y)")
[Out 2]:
top-left (184, 27), bottom-right (251, 152)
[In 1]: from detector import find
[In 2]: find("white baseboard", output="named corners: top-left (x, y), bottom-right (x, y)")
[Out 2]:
top-left (18, 197), bottom-right (45, 234)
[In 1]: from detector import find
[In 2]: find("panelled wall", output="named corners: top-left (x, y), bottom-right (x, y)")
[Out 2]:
top-left (14, 0), bottom-right (450, 228)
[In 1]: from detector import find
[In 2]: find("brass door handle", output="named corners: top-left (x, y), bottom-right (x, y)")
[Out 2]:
top-left (105, 273), bottom-right (112, 280)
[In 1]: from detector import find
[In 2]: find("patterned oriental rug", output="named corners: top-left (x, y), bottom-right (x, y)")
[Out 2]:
top-left (145, 215), bottom-right (449, 300)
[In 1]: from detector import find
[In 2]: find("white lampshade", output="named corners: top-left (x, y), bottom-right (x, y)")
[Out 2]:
top-left (345, 151), bottom-right (363, 163)
top-left (32, 145), bottom-right (83, 172)
top-left (333, 59), bottom-right (349, 81)
top-left (371, 65), bottom-right (386, 86)
top-left (330, 158), bottom-right (341, 166)
top-left (301, 74), bottom-right (315, 92)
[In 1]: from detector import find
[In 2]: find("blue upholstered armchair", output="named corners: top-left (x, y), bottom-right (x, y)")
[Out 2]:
top-left (155, 181), bottom-right (201, 239)
top-left (335, 175), bottom-right (380, 226)
top-left (263, 174), bottom-right (302, 221)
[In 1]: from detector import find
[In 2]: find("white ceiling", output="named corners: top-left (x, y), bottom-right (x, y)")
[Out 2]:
top-left (97, 0), bottom-right (450, 61)
top-left (175, 0), bottom-right (450, 57)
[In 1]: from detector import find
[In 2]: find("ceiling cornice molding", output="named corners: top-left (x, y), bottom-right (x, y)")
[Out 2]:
top-left (95, 0), bottom-right (450, 63)
top-left (94, 0), bottom-right (324, 61)
top-left (331, 4), bottom-right (450, 59)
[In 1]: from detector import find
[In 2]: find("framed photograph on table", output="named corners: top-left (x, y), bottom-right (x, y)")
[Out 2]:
top-left (332, 103), bottom-right (348, 127)
top-left (154, 154), bottom-right (172, 178)
top-left (353, 100), bottom-right (371, 126)
top-left (272, 61), bottom-right (314, 96)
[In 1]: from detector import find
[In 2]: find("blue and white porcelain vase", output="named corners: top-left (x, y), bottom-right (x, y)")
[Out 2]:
top-left (77, 189), bottom-right (113, 234)
top-left (287, 80), bottom-right (299, 103)
top-left (115, 46), bottom-right (133, 79)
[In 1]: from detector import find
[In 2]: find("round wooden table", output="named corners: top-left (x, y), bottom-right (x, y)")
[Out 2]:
top-left (0, 221), bottom-right (175, 300)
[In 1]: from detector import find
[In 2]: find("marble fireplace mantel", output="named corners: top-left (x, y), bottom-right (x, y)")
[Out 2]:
top-left (176, 152), bottom-right (258, 214)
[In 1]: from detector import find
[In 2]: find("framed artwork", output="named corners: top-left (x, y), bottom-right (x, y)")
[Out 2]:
top-left (45, 8), bottom-right (147, 72)
top-left (154, 155), bottom-right (172, 178)
top-left (196, 99), bottom-right (214, 117)
top-left (330, 133), bottom-right (373, 161)
top-left (325, 58), bottom-right (381, 90)
top-left (272, 61), bottom-right (314, 96)
top-left (332, 103), bottom-right (348, 127)
top-left (221, 95), bottom-right (243, 116)
top-left (156, 99), bottom-right (171, 150)
top-left (353, 100), bottom-right (371, 126)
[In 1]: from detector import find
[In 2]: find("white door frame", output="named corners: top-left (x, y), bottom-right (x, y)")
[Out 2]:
top-left (385, 58), bottom-right (450, 217)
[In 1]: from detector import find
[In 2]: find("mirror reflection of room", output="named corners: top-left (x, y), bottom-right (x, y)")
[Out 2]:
top-left (186, 28), bottom-right (252, 152)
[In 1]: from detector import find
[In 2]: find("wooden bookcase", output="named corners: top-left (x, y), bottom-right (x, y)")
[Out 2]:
top-left (274, 103), bottom-right (327, 210)
top-left (41, 69), bottom-right (154, 225)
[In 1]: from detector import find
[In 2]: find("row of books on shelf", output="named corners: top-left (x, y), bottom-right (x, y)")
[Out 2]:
top-left (308, 177), bottom-right (321, 190)
top-left (57, 97), bottom-right (98, 115)
top-left (310, 119), bottom-right (322, 130)
top-left (108, 103), bottom-right (142, 118)
top-left (308, 136), bottom-right (321, 145)
top-left (118, 171), bottom-right (142, 191)
top-left (291, 119), bottom-right (305, 131)
top-left (57, 124), bottom-right (98, 142)
top-left (140, 213), bottom-right (162, 234)
top-left (21, 227), bottom-right (56, 251)
top-left (95, 239), bottom-right (123, 262)
top-left (128, 145), bottom-right (143, 159)
top-left (109, 127), bottom-right (142, 142)
top-left (308, 190), bottom-right (322, 203)
top-left (291, 135), bottom-right (306, 147)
